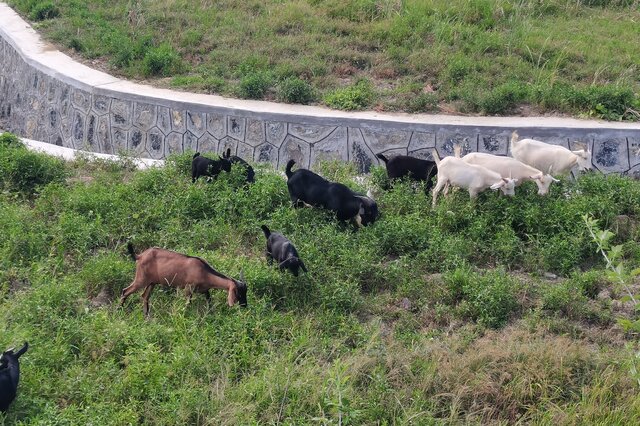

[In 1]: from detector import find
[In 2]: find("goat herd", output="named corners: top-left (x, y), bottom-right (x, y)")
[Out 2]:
top-left (1, 131), bottom-right (593, 413)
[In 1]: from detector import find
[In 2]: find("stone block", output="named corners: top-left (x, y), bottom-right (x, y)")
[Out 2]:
top-left (245, 118), bottom-right (265, 147)
top-left (237, 142), bottom-right (253, 161)
top-left (147, 128), bottom-right (165, 159)
top-left (361, 127), bottom-right (411, 153)
top-left (86, 114), bottom-right (99, 152)
top-left (184, 131), bottom-right (198, 153)
top-left (49, 133), bottom-right (63, 147)
top-left (408, 131), bottom-right (435, 153)
top-left (279, 135), bottom-right (310, 169)
top-left (59, 87), bottom-right (71, 120)
top-left (409, 149), bottom-right (436, 161)
top-left (348, 127), bottom-right (378, 173)
top-left (72, 110), bottom-right (85, 145)
top-left (228, 116), bottom-right (246, 141)
top-left (129, 128), bottom-right (146, 156)
top-left (310, 127), bottom-right (347, 166)
top-left (92, 94), bottom-right (111, 115)
top-left (171, 109), bottom-right (186, 132)
top-left (219, 136), bottom-right (239, 156)
top-left (197, 132), bottom-right (219, 154)
top-left (96, 116), bottom-right (112, 154)
top-left (628, 137), bottom-right (640, 169)
top-left (71, 88), bottom-right (91, 113)
top-left (112, 127), bottom-right (128, 153)
top-left (254, 143), bottom-right (278, 168)
top-left (436, 132), bottom-right (476, 158)
top-left (593, 138), bottom-right (629, 173)
top-left (266, 121), bottom-right (287, 147)
top-left (186, 111), bottom-right (206, 137)
top-left (478, 131), bottom-right (510, 155)
top-left (156, 106), bottom-right (172, 135)
top-left (289, 123), bottom-right (335, 143)
top-left (111, 99), bottom-right (132, 128)
top-left (165, 132), bottom-right (183, 156)
top-left (133, 102), bottom-right (157, 131)
top-left (207, 113), bottom-right (226, 139)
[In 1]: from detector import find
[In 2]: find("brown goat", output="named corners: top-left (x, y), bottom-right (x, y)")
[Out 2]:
top-left (121, 243), bottom-right (248, 317)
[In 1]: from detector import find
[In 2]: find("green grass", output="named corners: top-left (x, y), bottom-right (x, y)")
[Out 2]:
top-left (2, 133), bottom-right (640, 423)
top-left (7, 0), bottom-right (640, 119)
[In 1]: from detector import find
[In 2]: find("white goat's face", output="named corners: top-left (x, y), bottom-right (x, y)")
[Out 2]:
top-left (573, 146), bottom-right (592, 171)
top-left (498, 178), bottom-right (517, 196)
top-left (534, 174), bottom-right (559, 195)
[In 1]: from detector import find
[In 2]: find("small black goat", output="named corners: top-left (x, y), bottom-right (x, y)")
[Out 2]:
top-left (285, 160), bottom-right (378, 226)
top-left (376, 153), bottom-right (437, 191)
top-left (191, 152), bottom-right (231, 183)
top-left (222, 148), bottom-right (255, 183)
top-left (0, 342), bottom-right (28, 413)
top-left (261, 225), bottom-right (307, 277)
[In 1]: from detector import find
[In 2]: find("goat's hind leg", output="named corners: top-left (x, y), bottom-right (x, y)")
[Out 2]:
top-left (141, 284), bottom-right (156, 318)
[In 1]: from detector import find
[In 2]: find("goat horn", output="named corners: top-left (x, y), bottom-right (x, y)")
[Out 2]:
top-left (239, 270), bottom-right (245, 281)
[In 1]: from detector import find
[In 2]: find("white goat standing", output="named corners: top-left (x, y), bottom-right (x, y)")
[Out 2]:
top-left (462, 152), bottom-right (559, 195)
top-left (510, 131), bottom-right (592, 175)
top-left (431, 149), bottom-right (516, 207)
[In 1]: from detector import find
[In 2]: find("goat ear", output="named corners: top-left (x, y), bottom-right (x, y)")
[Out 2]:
top-left (531, 174), bottom-right (542, 181)
top-left (490, 181), bottom-right (504, 190)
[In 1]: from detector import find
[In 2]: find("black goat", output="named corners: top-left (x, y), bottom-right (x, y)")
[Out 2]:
top-left (222, 148), bottom-right (255, 183)
top-left (191, 152), bottom-right (231, 183)
top-left (376, 153), bottom-right (437, 190)
top-left (261, 225), bottom-right (307, 277)
top-left (285, 160), bottom-right (378, 226)
top-left (0, 342), bottom-right (28, 413)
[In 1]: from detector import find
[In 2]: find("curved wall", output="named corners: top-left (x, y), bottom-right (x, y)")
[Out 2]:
top-left (1, 3), bottom-right (639, 175)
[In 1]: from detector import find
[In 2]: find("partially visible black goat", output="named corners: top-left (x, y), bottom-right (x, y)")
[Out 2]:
top-left (376, 153), bottom-right (437, 191)
top-left (222, 148), bottom-right (255, 183)
top-left (261, 225), bottom-right (307, 277)
top-left (285, 160), bottom-right (378, 227)
top-left (0, 342), bottom-right (28, 413)
top-left (191, 152), bottom-right (231, 183)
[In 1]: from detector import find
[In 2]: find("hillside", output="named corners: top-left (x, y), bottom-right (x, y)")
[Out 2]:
top-left (6, 0), bottom-right (640, 120)
top-left (1, 132), bottom-right (640, 423)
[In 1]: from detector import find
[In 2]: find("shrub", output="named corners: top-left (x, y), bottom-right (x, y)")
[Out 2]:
top-left (277, 77), bottom-right (315, 104)
top-left (0, 141), bottom-right (67, 194)
top-left (541, 280), bottom-right (588, 320)
top-left (480, 81), bottom-right (529, 115)
top-left (445, 268), bottom-right (519, 328)
top-left (143, 44), bottom-right (181, 77)
top-left (324, 79), bottom-right (375, 110)
top-left (238, 72), bottom-right (272, 100)
top-left (29, 1), bottom-right (60, 21)
top-left (0, 132), bottom-right (22, 147)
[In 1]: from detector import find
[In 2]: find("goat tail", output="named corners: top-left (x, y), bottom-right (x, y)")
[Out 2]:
top-left (285, 159), bottom-right (296, 178)
top-left (193, 152), bottom-right (201, 159)
top-left (260, 225), bottom-right (271, 238)
top-left (127, 242), bottom-right (138, 262)
top-left (431, 149), bottom-right (441, 166)
top-left (453, 144), bottom-right (462, 158)
top-left (510, 130), bottom-right (519, 145)
top-left (376, 153), bottom-right (389, 163)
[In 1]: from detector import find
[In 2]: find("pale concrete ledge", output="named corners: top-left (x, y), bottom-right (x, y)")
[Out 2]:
top-left (1, 2), bottom-right (639, 176)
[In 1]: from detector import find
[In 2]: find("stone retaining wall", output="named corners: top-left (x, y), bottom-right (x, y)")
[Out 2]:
top-left (1, 6), bottom-right (639, 176)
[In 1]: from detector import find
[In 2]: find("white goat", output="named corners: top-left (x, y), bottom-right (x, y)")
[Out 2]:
top-left (462, 152), bottom-right (559, 195)
top-left (510, 131), bottom-right (592, 174)
top-left (431, 149), bottom-right (516, 207)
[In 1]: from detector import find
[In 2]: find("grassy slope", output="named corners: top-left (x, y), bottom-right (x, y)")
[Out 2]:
top-left (1, 134), bottom-right (640, 424)
top-left (7, 0), bottom-right (640, 119)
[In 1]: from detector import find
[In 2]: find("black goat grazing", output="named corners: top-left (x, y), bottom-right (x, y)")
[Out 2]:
top-left (0, 342), bottom-right (28, 413)
top-left (191, 152), bottom-right (231, 183)
top-left (285, 160), bottom-right (378, 226)
top-left (222, 148), bottom-right (255, 183)
top-left (261, 225), bottom-right (307, 277)
top-left (376, 153), bottom-right (437, 190)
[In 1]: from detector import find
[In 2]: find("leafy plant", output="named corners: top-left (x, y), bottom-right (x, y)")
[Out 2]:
top-left (324, 79), bottom-right (375, 110)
